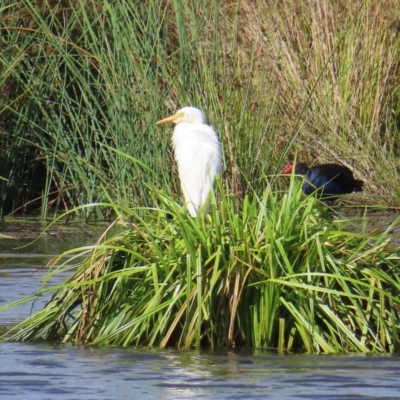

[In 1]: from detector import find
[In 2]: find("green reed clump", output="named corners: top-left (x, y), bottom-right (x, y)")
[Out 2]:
top-left (2, 179), bottom-right (399, 352)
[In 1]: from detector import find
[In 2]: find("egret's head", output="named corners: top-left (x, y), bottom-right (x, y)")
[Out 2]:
top-left (156, 107), bottom-right (204, 125)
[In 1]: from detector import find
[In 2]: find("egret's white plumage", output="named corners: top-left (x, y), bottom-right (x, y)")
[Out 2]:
top-left (156, 107), bottom-right (222, 217)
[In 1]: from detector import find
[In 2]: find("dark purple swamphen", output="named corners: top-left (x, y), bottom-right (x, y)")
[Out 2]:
top-left (283, 162), bottom-right (363, 199)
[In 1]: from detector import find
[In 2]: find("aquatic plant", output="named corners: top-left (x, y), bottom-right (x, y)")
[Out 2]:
top-left (2, 180), bottom-right (400, 353)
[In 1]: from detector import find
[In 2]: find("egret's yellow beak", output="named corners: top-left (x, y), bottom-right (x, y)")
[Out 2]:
top-left (156, 113), bottom-right (179, 125)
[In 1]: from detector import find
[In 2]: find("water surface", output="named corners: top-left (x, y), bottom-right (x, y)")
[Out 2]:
top-left (1, 343), bottom-right (400, 399)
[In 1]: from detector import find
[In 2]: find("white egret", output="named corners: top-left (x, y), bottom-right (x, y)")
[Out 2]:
top-left (156, 107), bottom-right (222, 217)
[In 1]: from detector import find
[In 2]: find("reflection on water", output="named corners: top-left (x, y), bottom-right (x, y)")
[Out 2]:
top-left (0, 343), bottom-right (400, 400)
top-left (0, 218), bottom-right (400, 399)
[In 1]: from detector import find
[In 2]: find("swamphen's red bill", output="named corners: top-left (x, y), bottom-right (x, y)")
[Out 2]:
top-left (282, 165), bottom-right (293, 174)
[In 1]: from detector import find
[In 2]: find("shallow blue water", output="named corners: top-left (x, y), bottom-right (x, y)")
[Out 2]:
top-left (1, 343), bottom-right (400, 399)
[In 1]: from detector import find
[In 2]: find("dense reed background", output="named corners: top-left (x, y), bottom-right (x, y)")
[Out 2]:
top-left (1, 0), bottom-right (400, 217)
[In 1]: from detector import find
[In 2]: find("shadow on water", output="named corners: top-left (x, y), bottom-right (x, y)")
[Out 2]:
top-left (334, 207), bottom-right (400, 247)
top-left (0, 218), bottom-right (107, 327)
top-left (0, 215), bottom-right (400, 400)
